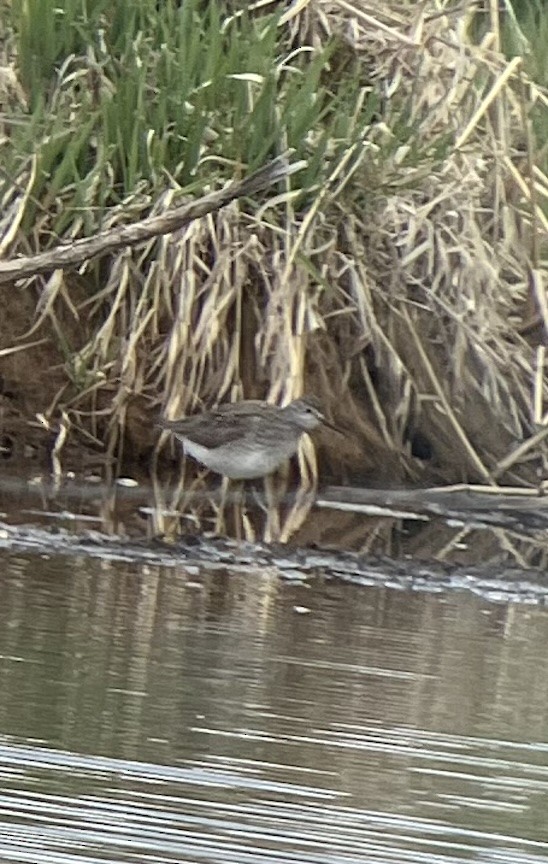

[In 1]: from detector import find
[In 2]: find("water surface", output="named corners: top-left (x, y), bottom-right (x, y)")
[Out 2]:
top-left (1, 551), bottom-right (548, 862)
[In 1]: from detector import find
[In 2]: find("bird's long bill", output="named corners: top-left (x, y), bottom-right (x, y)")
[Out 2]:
top-left (321, 416), bottom-right (345, 436)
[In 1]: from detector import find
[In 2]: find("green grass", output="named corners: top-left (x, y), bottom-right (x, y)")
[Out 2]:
top-left (5, 0), bottom-right (383, 242)
top-left (502, 0), bottom-right (548, 168)
top-left (469, 0), bottom-right (548, 174)
top-left (4, 0), bottom-right (465, 253)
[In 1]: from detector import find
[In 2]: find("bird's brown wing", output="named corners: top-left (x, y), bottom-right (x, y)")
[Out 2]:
top-left (160, 402), bottom-right (270, 449)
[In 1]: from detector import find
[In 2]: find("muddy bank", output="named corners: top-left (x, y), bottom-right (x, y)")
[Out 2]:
top-left (1, 515), bottom-right (548, 605)
top-left (1, 468), bottom-right (548, 573)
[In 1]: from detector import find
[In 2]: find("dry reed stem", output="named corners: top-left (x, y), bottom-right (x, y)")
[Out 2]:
top-left (427, 483), bottom-right (545, 496)
top-left (0, 337), bottom-right (48, 358)
top-left (435, 525), bottom-right (474, 563)
top-left (333, 0), bottom-right (418, 46)
top-left (401, 307), bottom-right (493, 480)
top-left (533, 346), bottom-right (545, 425)
top-left (279, 0), bottom-right (314, 26)
top-left (491, 425), bottom-right (548, 480)
top-left (0, 155), bottom-right (37, 257)
top-left (504, 157), bottom-right (548, 235)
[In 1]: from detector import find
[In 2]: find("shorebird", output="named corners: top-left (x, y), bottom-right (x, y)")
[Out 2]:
top-left (158, 396), bottom-right (339, 479)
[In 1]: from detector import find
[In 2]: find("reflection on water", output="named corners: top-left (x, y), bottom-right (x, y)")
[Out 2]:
top-left (2, 468), bottom-right (548, 566)
top-left (0, 551), bottom-right (548, 862)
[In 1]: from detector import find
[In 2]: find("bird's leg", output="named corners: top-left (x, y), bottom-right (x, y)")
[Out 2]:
top-left (213, 476), bottom-right (230, 535)
top-left (264, 474), bottom-right (281, 542)
top-left (232, 479), bottom-right (256, 543)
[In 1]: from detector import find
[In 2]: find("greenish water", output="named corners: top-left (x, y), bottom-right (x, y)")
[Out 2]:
top-left (0, 550), bottom-right (548, 862)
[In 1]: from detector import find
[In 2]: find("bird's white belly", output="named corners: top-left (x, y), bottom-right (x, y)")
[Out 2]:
top-left (182, 438), bottom-right (299, 479)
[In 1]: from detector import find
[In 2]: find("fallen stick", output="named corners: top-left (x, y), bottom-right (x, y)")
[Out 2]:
top-left (0, 153), bottom-right (305, 285)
